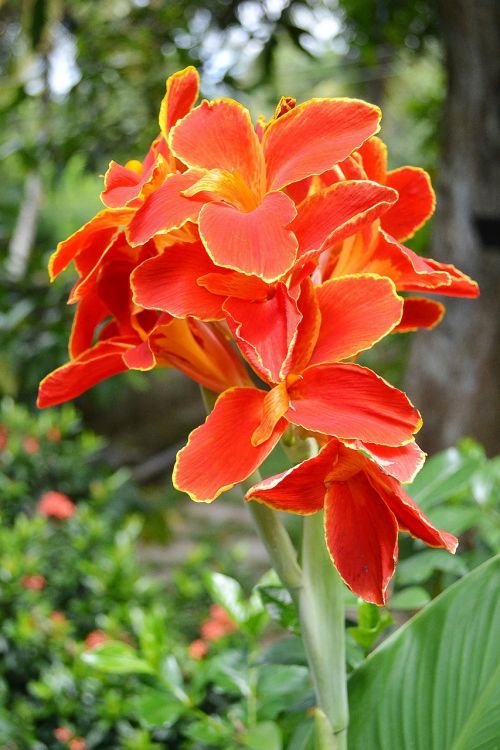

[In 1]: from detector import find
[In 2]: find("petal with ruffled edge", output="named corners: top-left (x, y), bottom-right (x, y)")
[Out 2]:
top-left (287, 363), bottom-right (422, 446)
top-left (173, 388), bottom-right (286, 502)
top-left (324, 475), bottom-right (399, 605)
top-left (37, 339), bottom-right (135, 408)
top-left (343, 440), bottom-right (426, 483)
top-left (68, 288), bottom-right (108, 358)
top-left (132, 241), bottom-right (226, 320)
top-left (356, 136), bottom-right (387, 184)
top-left (245, 442), bottom-right (339, 512)
top-left (224, 283), bottom-right (301, 383)
top-left (283, 278), bottom-right (321, 377)
top-left (382, 167), bottom-right (435, 242)
top-left (127, 170), bottom-right (206, 246)
top-left (159, 66), bottom-right (199, 138)
top-left (419, 257), bottom-right (480, 298)
top-left (101, 139), bottom-right (171, 209)
top-left (48, 208), bottom-right (133, 280)
top-left (393, 297), bottom-right (445, 332)
top-left (199, 191), bottom-right (298, 282)
top-left (368, 470), bottom-right (458, 553)
top-left (170, 98), bottom-right (265, 195)
top-left (309, 275), bottom-right (403, 366)
top-left (292, 181), bottom-right (397, 261)
top-left (262, 98), bottom-right (381, 191)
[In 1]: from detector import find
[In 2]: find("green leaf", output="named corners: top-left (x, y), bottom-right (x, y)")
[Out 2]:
top-left (258, 584), bottom-right (299, 633)
top-left (408, 447), bottom-right (481, 510)
top-left (205, 571), bottom-right (248, 625)
top-left (132, 686), bottom-right (184, 727)
top-left (396, 549), bottom-right (469, 586)
top-left (348, 554), bottom-right (500, 749)
top-left (243, 721), bottom-right (282, 750)
top-left (288, 719), bottom-right (314, 750)
top-left (388, 586), bottom-right (431, 610)
top-left (257, 665), bottom-right (310, 720)
top-left (81, 642), bottom-right (155, 675)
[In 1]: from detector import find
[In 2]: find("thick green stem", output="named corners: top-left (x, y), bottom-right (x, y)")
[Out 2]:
top-left (301, 512), bottom-right (348, 750)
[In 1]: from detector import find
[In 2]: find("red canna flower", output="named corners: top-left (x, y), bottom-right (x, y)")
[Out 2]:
top-left (37, 491), bottom-right (76, 519)
top-left (245, 439), bottom-right (457, 605)
top-left (173, 274), bottom-right (422, 502)
top-left (127, 94), bottom-right (383, 281)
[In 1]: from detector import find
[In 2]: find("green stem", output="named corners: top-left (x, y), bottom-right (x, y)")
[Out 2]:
top-left (301, 513), bottom-right (348, 750)
top-left (243, 473), bottom-right (302, 605)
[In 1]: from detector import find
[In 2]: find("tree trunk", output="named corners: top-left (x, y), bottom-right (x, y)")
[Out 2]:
top-left (405, 0), bottom-right (500, 455)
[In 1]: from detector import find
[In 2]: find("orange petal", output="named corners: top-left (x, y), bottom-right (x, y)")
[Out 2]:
top-left (173, 388), bottom-right (286, 502)
top-left (393, 297), bottom-right (445, 332)
top-left (170, 98), bottom-right (265, 196)
top-left (224, 283), bottom-right (301, 383)
top-left (245, 442), bottom-right (338, 513)
top-left (37, 339), bottom-right (134, 408)
top-left (68, 288), bottom-right (107, 358)
top-left (199, 192), bottom-right (298, 282)
top-left (251, 381), bottom-right (290, 446)
top-left (149, 319), bottom-right (252, 393)
top-left (198, 271), bottom-right (269, 300)
top-left (49, 208), bottom-right (132, 280)
top-left (356, 136), bottom-right (387, 183)
top-left (292, 181), bottom-right (397, 261)
top-left (309, 274), bottom-right (403, 365)
top-left (159, 66), bottom-right (200, 138)
top-left (368, 471), bottom-right (458, 553)
top-left (122, 340), bottom-right (156, 370)
top-left (287, 363), bottom-right (422, 446)
top-left (285, 278), bottom-right (321, 377)
top-left (324, 476), bottom-right (399, 605)
top-left (382, 167), bottom-right (435, 241)
top-left (263, 98), bottom-right (381, 190)
top-left (343, 440), bottom-right (426, 483)
top-left (132, 241), bottom-right (226, 320)
top-left (419, 257), bottom-right (480, 298)
top-left (101, 141), bottom-right (172, 209)
top-left (126, 170), bottom-right (206, 246)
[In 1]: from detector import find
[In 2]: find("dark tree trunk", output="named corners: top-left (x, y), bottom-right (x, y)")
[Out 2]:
top-left (405, 0), bottom-right (500, 455)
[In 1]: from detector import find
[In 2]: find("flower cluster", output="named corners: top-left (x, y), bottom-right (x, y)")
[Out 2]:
top-left (38, 67), bottom-right (478, 604)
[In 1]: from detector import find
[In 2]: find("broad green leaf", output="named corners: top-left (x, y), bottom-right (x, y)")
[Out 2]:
top-left (348, 554), bottom-right (500, 750)
top-left (81, 642), bottom-right (154, 675)
top-left (243, 721), bottom-right (282, 750)
top-left (258, 584), bottom-right (299, 633)
top-left (288, 719), bottom-right (314, 750)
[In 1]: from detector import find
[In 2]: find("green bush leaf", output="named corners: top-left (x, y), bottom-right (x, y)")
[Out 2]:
top-left (348, 554), bottom-right (500, 749)
top-left (132, 686), bottom-right (184, 727)
top-left (205, 571), bottom-right (248, 625)
top-left (408, 447), bottom-right (481, 509)
top-left (243, 721), bottom-right (282, 750)
top-left (81, 642), bottom-right (155, 675)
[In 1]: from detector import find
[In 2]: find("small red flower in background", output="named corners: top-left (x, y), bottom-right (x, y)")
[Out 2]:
top-left (69, 738), bottom-right (86, 750)
top-left (22, 435), bottom-right (40, 454)
top-left (22, 574), bottom-right (46, 591)
top-left (54, 727), bottom-right (73, 743)
top-left (188, 638), bottom-right (209, 660)
top-left (84, 630), bottom-right (111, 650)
top-left (37, 491), bottom-right (77, 520)
top-left (0, 424), bottom-right (8, 450)
top-left (201, 604), bottom-right (237, 642)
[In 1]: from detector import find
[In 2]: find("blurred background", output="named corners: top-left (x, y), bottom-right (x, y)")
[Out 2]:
top-left (0, 1), bottom-right (499, 748)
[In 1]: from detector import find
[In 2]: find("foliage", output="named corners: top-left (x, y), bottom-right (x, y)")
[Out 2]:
top-left (0, 397), bottom-right (139, 523)
top-left (348, 554), bottom-right (500, 749)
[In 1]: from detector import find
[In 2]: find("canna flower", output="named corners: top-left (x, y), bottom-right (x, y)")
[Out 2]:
top-left (127, 92), bottom-right (383, 281)
top-left (173, 274), bottom-right (422, 502)
top-left (245, 439), bottom-right (457, 605)
top-left (37, 491), bottom-right (76, 519)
